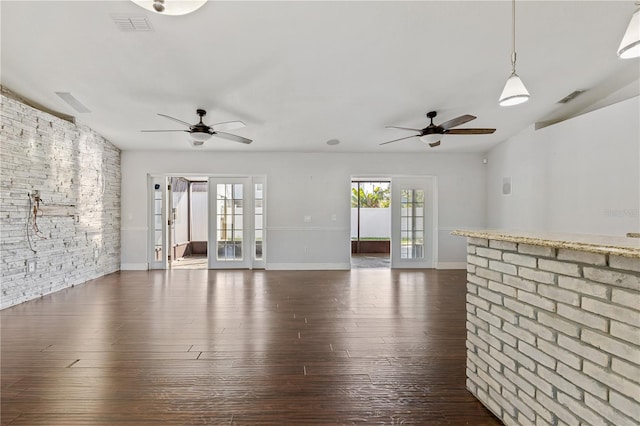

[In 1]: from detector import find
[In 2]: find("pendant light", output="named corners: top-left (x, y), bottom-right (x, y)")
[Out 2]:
top-left (131, 0), bottom-right (207, 16)
top-left (499, 0), bottom-right (530, 106)
top-left (617, 2), bottom-right (640, 59)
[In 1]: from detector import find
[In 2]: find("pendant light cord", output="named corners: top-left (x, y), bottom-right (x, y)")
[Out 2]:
top-left (511, 0), bottom-right (517, 74)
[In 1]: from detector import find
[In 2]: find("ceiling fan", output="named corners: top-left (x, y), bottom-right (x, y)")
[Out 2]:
top-left (142, 109), bottom-right (252, 145)
top-left (380, 111), bottom-right (495, 147)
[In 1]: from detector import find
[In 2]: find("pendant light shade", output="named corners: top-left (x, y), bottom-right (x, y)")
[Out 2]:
top-left (499, 0), bottom-right (530, 106)
top-left (499, 72), bottom-right (530, 106)
top-left (131, 0), bottom-right (207, 16)
top-left (617, 5), bottom-right (640, 59)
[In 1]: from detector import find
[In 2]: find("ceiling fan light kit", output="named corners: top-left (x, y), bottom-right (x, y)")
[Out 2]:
top-left (190, 131), bottom-right (212, 142)
top-left (130, 0), bottom-right (207, 16)
top-left (499, 0), bottom-right (530, 107)
top-left (419, 134), bottom-right (442, 145)
top-left (617, 3), bottom-right (640, 58)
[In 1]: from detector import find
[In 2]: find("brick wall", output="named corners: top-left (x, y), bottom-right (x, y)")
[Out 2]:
top-left (465, 237), bottom-right (640, 425)
top-left (0, 89), bottom-right (121, 309)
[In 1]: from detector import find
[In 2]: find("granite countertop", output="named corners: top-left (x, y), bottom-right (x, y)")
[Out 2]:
top-left (452, 229), bottom-right (640, 259)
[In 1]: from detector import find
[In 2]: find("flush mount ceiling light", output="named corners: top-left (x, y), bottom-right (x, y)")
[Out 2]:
top-left (499, 0), bottom-right (530, 106)
top-left (617, 2), bottom-right (640, 59)
top-left (131, 0), bottom-right (207, 16)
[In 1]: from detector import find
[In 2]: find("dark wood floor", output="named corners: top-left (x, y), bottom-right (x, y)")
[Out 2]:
top-left (1, 269), bottom-right (501, 425)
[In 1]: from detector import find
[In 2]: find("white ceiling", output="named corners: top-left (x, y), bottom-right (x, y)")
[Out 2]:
top-left (1, 1), bottom-right (638, 153)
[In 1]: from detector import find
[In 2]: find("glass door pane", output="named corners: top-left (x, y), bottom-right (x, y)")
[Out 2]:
top-left (148, 175), bottom-right (167, 270)
top-left (216, 183), bottom-right (244, 261)
top-left (400, 189), bottom-right (425, 259)
top-left (254, 183), bottom-right (264, 261)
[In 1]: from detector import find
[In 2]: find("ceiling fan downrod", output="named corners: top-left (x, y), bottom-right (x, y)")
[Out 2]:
top-left (153, 0), bottom-right (165, 13)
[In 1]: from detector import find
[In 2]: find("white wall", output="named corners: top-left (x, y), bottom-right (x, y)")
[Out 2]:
top-left (121, 152), bottom-right (487, 269)
top-left (486, 97), bottom-right (640, 236)
top-left (191, 191), bottom-right (208, 241)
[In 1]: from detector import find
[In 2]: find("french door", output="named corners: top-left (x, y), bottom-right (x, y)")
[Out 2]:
top-left (208, 178), bottom-right (252, 269)
top-left (148, 175), bottom-right (265, 270)
top-left (390, 176), bottom-right (435, 269)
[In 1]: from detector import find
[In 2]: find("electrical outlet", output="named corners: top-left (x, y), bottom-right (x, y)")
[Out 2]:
top-left (304, 215), bottom-right (312, 223)
top-left (26, 259), bottom-right (36, 273)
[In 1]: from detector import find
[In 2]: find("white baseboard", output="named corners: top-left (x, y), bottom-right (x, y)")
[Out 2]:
top-left (437, 262), bottom-right (467, 270)
top-left (120, 263), bottom-right (149, 271)
top-left (266, 263), bottom-right (351, 271)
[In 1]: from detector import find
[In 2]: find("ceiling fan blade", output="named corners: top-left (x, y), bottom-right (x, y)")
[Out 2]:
top-left (439, 114), bottom-right (476, 130)
top-left (214, 131), bottom-right (253, 144)
top-left (428, 141), bottom-right (441, 148)
top-left (141, 130), bottom-right (189, 133)
top-left (212, 120), bottom-right (246, 131)
top-left (385, 125), bottom-right (422, 132)
top-left (157, 113), bottom-right (192, 127)
top-left (445, 128), bottom-right (496, 135)
top-left (379, 134), bottom-right (420, 145)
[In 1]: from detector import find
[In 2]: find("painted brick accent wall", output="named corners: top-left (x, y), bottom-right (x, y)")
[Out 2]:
top-left (465, 237), bottom-right (640, 425)
top-left (0, 89), bottom-right (121, 309)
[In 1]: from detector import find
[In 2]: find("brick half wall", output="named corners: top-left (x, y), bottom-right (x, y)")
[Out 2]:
top-left (464, 237), bottom-right (640, 425)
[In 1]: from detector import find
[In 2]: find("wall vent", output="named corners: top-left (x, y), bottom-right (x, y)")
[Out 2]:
top-left (112, 15), bottom-right (153, 32)
top-left (557, 90), bottom-right (586, 104)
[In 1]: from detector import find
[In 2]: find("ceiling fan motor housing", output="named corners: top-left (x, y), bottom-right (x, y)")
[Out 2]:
top-left (191, 109), bottom-right (213, 138)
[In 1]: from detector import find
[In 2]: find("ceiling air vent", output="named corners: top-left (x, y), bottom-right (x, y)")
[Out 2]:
top-left (557, 90), bottom-right (586, 104)
top-left (55, 92), bottom-right (91, 113)
top-left (112, 15), bottom-right (153, 32)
